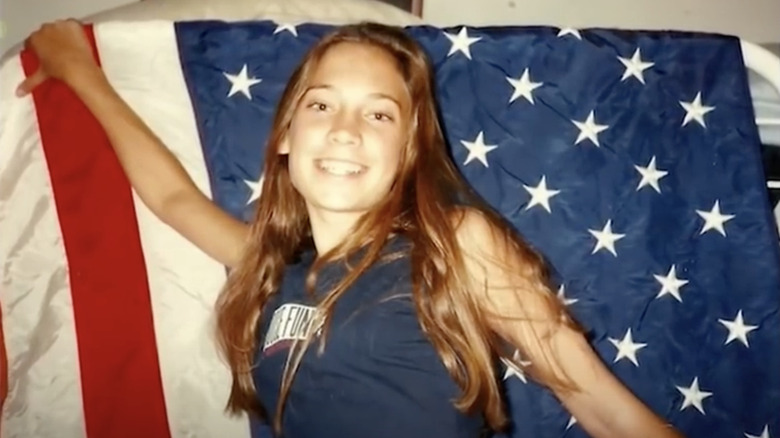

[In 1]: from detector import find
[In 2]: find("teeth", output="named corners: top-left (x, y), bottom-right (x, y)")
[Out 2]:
top-left (318, 160), bottom-right (364, 176)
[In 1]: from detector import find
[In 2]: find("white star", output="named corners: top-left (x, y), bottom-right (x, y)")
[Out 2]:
top-left (273, 23), bottom-right (298, 36)
top-left (223, 64), bottom-right (262, 99)
top-left (572, 110), bottom-right (609, 146)
top-left (676, 377), bottom-right (713, 415)
top-left (461, 132), bottom-right (498, 167)
top-left (506, 68), bottom-right (543, 104)
top-left (745, 425), bottom-right (771, 438)
top-left (244, 175), bottom-right (264, 205)
top-left (719, 310), bottom-right (759, 347)
top-left (557, 285), bottom-right (579, 306)
top-left (557, 28), bottom-right (582, 40)
top-left (523, 176), bottom-right (560, 213)
top-left (444, 27), bottom-right (482, 60)
top-left (617, 48), bottom-right (654, 84)
top-left (502, 350), bottom-right (531, 383)
top-left (635, 156), bottom-right (668, 193)
top-left (566, 416), bottom-right (578, 430)
top-left (680, 92), bottom-right (715, 127)
top-left (588, 220), bottom-right (625, 256)
top-left (654, 265), bottom-right (689, 302)
top-left (608, 328), bottom-right (648, 367)
top-left (696, 200), bottom-right (735, 236)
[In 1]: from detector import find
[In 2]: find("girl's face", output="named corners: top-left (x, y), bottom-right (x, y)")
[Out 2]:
top-left (280, 42), bottom-right (412, 221)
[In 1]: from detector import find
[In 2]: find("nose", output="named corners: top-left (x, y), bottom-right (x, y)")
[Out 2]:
top-left (327, 110), bottom-right (361, 146)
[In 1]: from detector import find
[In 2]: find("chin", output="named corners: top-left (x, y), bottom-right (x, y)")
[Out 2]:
top-left (314, 202), bottom-right (370, 214)
top-left (308, 195), bottom-right (382, 215)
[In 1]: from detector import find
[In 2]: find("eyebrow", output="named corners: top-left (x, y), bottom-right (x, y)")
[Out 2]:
top-left (304, 84), bottom-right (404, 109)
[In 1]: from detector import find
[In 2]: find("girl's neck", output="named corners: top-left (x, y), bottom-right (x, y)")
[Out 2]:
top-left (306, 208), bottom-right (362, 255)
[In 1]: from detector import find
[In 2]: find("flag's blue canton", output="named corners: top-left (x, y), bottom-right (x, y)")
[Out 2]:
top-left (175, 21), bottom-right (780, 438)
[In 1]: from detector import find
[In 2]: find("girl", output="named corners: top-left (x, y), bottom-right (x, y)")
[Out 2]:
top-left (18, 20), bottom-right (683, 438)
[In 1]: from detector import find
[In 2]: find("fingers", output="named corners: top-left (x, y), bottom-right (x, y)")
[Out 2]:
top-left (19, 18), bottom-right (94, 88)
top-left (15, 69), bottom-right (48, 97)
top-left (25, 18), bottom-right (85, 50)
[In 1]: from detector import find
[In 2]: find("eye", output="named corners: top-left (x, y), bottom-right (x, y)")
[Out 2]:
top-left (307, 101), bottom-right (329, 112)
top-left (370, 112), bottom-right (394, 122)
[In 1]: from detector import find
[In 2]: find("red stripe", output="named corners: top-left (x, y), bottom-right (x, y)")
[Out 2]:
top-left (1, 308), bottom-right (7, 422)
top-left (21, 25), bottom-right (171, 438)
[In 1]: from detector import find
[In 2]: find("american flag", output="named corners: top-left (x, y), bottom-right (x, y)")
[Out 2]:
top-left (1, 20), bottom-right (778, 438)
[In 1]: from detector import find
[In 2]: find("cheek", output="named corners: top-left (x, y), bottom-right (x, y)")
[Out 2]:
top-left (385, 148), bottom-right (403, 173)
top-left (287, 112), bottom-right (327, 145)
top-left (383, 132), bottom-right (406, 163)
top-left (285, 157), bottom-right (304, 194)
top-left (283, 137), bottom-right (311, 189)
top-left (374, 139), bottom-right (405, 181)
top-left (284, 125), bottom-right (322, 162)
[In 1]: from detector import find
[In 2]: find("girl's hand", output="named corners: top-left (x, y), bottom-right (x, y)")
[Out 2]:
top-left (16, 19), bottom-right (100, 96)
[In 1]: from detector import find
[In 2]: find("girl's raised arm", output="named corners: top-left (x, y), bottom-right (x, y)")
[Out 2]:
top-left (18, 20), bottom-right (250, 268)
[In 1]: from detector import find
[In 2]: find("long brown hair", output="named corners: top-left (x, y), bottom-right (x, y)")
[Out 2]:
top-left (215, 22), bottom-right (579, 433)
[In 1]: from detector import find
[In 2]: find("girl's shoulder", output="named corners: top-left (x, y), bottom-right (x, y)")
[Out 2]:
top-left (450, 206), bottom-right (505, 250)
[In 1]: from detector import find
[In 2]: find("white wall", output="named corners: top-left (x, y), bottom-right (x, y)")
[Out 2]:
top-left (423, 0), bottom-right (780, 44)
top-left (1, 0), bottom-right (779, 56)
top-left (0, 0), bottom-right (137, 55)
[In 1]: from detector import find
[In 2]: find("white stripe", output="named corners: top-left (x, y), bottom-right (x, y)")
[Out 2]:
top-left (0, 57), bottom-right (86, 437)
top-left (755, 118), bottom-right (780, 127)
top-left (768, 180), bottom-right (780, 189)
top-left (95, 21), bottom-right (249, 438)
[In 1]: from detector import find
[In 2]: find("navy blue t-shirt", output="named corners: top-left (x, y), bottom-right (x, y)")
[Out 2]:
top-left (252, 237), bottom-right (485, 437)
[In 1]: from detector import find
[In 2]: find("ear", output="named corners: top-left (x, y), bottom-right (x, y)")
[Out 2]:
top-left (278, 136), bottom-right (291, 155)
